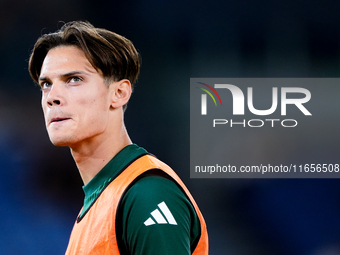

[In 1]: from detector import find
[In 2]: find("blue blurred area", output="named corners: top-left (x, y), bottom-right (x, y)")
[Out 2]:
top-left (0, 123), bottom-right (72, 254)
top-left (1, 0), bottom-right (340, 254)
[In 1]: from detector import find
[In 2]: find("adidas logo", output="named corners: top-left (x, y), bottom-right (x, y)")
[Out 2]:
top-left (144, 201), bottom-right (178, 226)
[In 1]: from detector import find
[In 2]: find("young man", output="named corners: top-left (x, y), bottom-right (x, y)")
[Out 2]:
top-left (28, 21), bottom-right (208, 255)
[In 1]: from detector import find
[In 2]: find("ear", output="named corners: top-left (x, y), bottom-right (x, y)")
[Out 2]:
top-left (109, 79), bottom-right (132, 109)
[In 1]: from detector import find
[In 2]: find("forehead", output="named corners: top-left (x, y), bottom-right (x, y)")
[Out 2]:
top-left (40, 46), bottom-right (97, 78)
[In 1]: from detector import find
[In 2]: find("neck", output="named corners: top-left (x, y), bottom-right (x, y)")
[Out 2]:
top-left (70, 123), bottom-right (132, 185)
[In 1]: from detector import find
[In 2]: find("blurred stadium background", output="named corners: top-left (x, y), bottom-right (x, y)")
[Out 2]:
top-left (0, 0), bottom-right (340, 254)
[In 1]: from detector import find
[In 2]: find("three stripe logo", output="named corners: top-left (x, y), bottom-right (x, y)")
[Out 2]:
top-left (144, 201), bottom-right (177, 226)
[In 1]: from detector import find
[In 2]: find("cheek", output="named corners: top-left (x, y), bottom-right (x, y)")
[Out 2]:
top-left (93, 89), bottom-right (111, 109)
top-left (41, 94), bottom-right (46, 109)
top-left (77, 94), bottom-right (110, 122)
top-left (77, 87), bottom-right (107, 105)
top-left (77, 97), bottom-right (106, 112)
top-left (41, 99), bottom-right (48, 121)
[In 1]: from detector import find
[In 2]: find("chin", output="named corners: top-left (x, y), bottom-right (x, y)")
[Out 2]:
top-left (50, 139), bottom-right (71, 147)
top-left (49, 134), bottom-right (74, 147)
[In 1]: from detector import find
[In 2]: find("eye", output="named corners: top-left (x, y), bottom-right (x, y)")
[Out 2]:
top-left (68, 76), bottom-right (82, 83)
top-left (40, 81), bottom-right (52, 90)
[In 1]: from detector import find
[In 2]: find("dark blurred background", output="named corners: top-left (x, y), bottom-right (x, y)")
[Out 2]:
top-left (1, 0), bottom-right (340, 254)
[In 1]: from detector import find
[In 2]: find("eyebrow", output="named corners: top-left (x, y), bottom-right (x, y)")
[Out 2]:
top-left (38, 71), bottom-right (90, 82)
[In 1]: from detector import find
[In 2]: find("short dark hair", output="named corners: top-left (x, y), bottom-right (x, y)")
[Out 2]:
top-left (29, 21), bottom-right (140, 110)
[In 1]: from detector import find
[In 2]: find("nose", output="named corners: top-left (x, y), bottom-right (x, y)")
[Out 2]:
top-left (48, 99), bottom-right (60, 106)
top-left (45, 83), bottom-right (63, 107)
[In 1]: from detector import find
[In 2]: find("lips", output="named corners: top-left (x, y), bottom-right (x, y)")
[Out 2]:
top-left (50, 117), bottom-right (70, 123)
